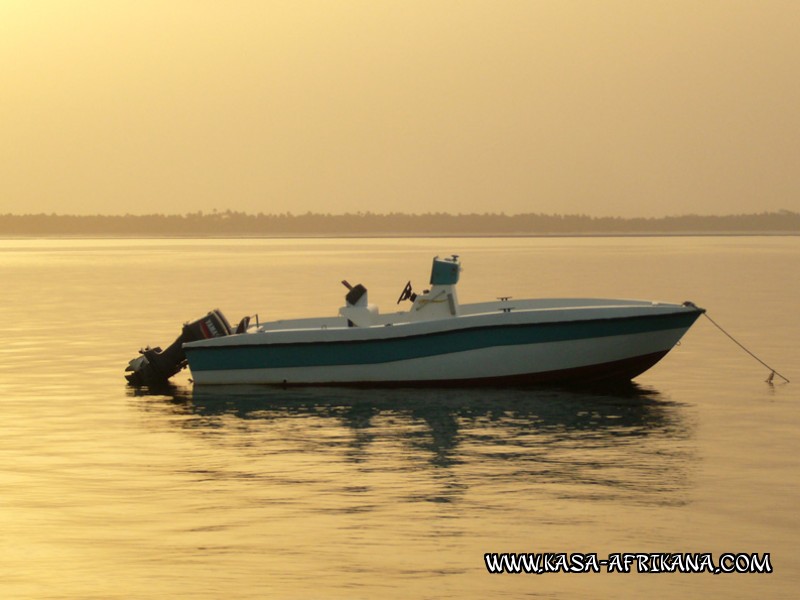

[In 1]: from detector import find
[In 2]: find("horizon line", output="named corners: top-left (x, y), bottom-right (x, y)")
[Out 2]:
top-left (2, 209), bottom-right (798, 219)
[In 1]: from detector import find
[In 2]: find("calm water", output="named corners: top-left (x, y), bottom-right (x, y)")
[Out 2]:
top-left (0, 237), bottom-right (798, 599)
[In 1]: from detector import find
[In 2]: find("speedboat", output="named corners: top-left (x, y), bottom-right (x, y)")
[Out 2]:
top-left (125, 255), bottom-right (704, 386)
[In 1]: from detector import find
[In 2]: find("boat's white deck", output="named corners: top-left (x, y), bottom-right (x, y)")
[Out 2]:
top-left (255, 298), bottom-right (676, 334)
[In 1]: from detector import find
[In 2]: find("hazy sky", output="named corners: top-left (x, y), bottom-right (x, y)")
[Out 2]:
top-left (2, 1), bottom-right (798, 217)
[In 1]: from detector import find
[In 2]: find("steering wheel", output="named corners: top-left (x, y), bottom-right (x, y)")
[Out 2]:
top-left (396, 281), bottom-right (413, 304)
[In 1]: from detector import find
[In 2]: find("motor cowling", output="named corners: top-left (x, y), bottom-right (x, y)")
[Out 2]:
top-left (125, 309), bottom-right (232, 386)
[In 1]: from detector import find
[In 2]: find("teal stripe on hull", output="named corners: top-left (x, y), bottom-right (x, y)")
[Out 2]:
top-left (185, 310), bottom-right (701, 372)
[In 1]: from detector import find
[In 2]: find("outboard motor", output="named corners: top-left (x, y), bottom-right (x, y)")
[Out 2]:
top-left (125, 309), bottom-right (232, 386)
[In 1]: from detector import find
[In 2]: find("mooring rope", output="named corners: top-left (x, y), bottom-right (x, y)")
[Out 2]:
top-left (702, 312), bottom-right (790, 383)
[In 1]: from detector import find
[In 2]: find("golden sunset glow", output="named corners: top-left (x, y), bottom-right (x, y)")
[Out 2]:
top-left (2, 1), bottom-right (798, 217)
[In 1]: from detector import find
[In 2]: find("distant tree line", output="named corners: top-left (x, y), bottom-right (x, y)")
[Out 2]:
top-left (1, 210), bottom-right (799, 236)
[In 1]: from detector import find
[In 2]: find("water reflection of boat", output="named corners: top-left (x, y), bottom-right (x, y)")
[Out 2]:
top-left (134, 382), bottom-right (677, 430)
top-left (126, 255), bottom-right (704, 387)
top-left (130, 383), bottom-right (692, 504)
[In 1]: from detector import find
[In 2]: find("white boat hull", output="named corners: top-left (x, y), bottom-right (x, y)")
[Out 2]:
top-left (185, 301), bottom-right (703, 386)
